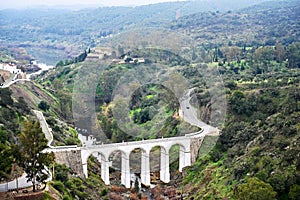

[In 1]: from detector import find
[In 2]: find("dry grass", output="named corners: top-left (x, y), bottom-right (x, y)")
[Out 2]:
top-left (0, 70), bottom-right (11, 81)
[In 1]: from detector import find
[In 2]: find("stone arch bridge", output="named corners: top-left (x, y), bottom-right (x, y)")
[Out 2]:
top-left (46, 88), bottom-right (219, 188)
top-left (47, 126), bottom-right (218, 188)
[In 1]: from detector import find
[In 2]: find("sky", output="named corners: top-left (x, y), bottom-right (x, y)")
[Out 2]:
top-left (0, 0), bottom-right (186, 9)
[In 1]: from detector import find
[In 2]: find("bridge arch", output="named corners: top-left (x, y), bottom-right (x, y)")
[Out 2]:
top-left (108, 147), bottom-right (130, 188)
top-left (79, 134), bottom-right (195, 188)
top-left (107, 149), bottom-right (129, 186)
top-left (149, 145), bottom-right (166, 171)
top-left (129, 147), bottom-right (149, 187)
top-left (81, 149), bottom-right (110, 184)
top-left (92, 151), bottom-right (110, 185)
top-left (149, 145), bottom-right (169, 183)
top-left (129, 147), bottom-right (147, 173)
top-left (168, 142), bottom-right (191, 172)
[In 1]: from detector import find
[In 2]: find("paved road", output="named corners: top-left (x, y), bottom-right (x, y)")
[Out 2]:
top-left (33, 110), bottom-right (53, 147)
top-left (180, 88), bottom-right (219, 136)
top-left (0, 78), bottom-right (30, 88)
top-left (0, 169), bottom-right (52, 192)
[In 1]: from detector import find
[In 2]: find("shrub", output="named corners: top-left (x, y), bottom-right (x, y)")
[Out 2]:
top-left (62, 194), bottom-right (72, 200)
top-left (289, 184), bottom-right (300, 200)
top-left (100, 188), bottom-right (108, 196)
top-left (235, 177), bottom-right (277, 200)
top-left (38, 100), bottom-right (50, 111)
top-left (52, 181), bottom-right (65, 193)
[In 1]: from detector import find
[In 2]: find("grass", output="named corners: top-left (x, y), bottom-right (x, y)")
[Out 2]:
top-left (68, 127), bottom-right (77, 138)
top-left (149, 85), bottom-right (158, 92)
top-left (198, 136), bottom-right (219, 156)
top-left (146, 94), bottom-right (154, 99)
top-left (185, 156), bottom-right (233, 199)
top-left (33, 82), bottom-right (59, 102)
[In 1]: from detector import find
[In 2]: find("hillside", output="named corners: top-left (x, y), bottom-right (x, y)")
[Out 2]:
top-left (170, 0), bottom-right (300, 48)
top-left (36, 48), bottom-right (200, 142)
top-left (182, 68), bottom-right (300, 199)
top-left (0, 0), bottom-right (268, 65)
top-left (0, 0), bottom-right (300, 199)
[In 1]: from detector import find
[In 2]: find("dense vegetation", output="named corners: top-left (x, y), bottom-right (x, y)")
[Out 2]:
top-left (0, 0), bottom-right (268, 64)
top-left (0, 0), bottom-right (300, 199)
top-left (171, 0), bottom-right (300, 51)
top-left (50, 161), bottom-right (108, 199)
top-left (0, 81), bottom-right (80, 182)
top-left (0, 88), bottom-right (28, 181)
top-left (38, 48), bottom-right (199, 142)
top-left (184, 78), bottom-right (300, 199)
top-left (13, 120), bottom-right (55, 192)
top-left (177, 6), bottom-right (300, 198)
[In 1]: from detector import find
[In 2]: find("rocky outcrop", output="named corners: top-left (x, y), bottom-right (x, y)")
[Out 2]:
top-left (190, 137), bottom-right (204, 164)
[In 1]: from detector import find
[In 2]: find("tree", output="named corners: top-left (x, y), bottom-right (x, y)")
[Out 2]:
top-left (0, 88), bottom-right (13, 107)
top-left (56, 60), bottom-right (64, 67)
top-left (289, 184), bottom-right (300, 200)
top-left (0, 143), bottom-right (13, 180)
top-left (57, 90), bottom-right (72, 120)
top-left (235, 177), bottom-right (277, 200)
top-left (14, 120), bottom-right (54, 192)
top-left (286, 42), bottom-right (300, 68)
top-left (275, 42), bottom-right (285, 63)
top-left (38, 100), bottom-right (50, 111)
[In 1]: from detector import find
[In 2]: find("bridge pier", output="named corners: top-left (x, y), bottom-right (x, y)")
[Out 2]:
top-left (100, 156), bottom-right (110, 185)
top-left (76, 133), bottom-right (206, 188)
top-left (83, 162), bottom-right (88, 178)
top-left (160, 148), bottom-right (170, 183)
top-left (121, 153), bottom-right (131, 188)
top-left (141, 151), bottom-right (150, 186)
top-left (179, 146), bottom-right (191, 172)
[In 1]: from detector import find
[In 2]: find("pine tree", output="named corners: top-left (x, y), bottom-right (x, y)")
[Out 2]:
top-left (14, 120), bottom-right (55, 192)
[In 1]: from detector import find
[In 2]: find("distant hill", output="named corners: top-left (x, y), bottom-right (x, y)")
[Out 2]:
top-left (0, 0), bottom-right (269, 64)
top-left (170, 0), bottom-right (300, 47)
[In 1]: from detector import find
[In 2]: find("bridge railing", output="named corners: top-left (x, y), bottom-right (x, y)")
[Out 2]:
top-left (45, 128), bottom-right (206, 151)
top-left (43, 145), bottom-right (79, 152)
top-left (184, 128), bottom-right (204, 137)
top-left (83, 130), bottom-right (205, 149)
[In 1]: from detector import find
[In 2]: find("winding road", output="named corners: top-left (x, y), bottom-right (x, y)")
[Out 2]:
top-left (0, 78), bottom-right (30, 89)
top-left (0, 63), bottom-right (53, 89)
top-left (180, 88), bottom-right (219, 136)
top-left (33, 110), bottom-right (53, 147)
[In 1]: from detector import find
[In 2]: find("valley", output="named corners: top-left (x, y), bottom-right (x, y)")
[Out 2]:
top-left (0, 0), bottom-right (300, 199)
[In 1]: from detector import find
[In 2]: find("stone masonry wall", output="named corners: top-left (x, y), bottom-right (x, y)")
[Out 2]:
top-left (190, 137), bottom-right (205, 164)
top-left (54, 150), bottom-right (84, 178)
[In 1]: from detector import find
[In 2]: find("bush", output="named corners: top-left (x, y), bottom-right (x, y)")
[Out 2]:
top-left (289, 184), bottom-right (300, 200)
top-left (100, 188), bottom-right (108, 196)
top-left (54, 164), bottom-right (69, 183)
top-left (235, 177), bottom-right (277, 200)
top-left (52, 181), bottom-right (65, 193)
top-left (62, 195), bottom-right (72, 200)
top-left (38, 100), bottom-right (50, 111)
top-left (209, 149), bottom-right (223, 162)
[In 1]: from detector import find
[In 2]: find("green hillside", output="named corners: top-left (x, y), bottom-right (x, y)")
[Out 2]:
top-left (0, 0), bottom-right (268, 65)
top-left (0, 0), bottom-right (300, 199)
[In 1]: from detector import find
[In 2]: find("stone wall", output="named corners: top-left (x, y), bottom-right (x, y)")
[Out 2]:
top-left (54, 150), bottom-right (84, 178)
top-left (190, 137), bottom-right (204, 164)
